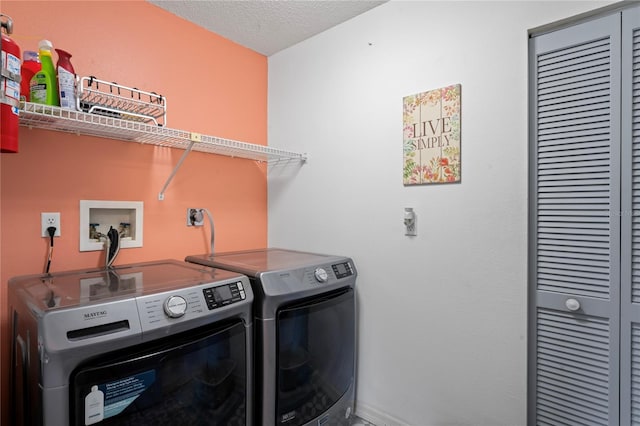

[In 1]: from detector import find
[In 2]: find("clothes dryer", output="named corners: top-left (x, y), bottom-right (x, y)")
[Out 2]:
top-left (186, 248), bottom-right (357, 426)
top-left (9, 259), bottom-right (253, 426)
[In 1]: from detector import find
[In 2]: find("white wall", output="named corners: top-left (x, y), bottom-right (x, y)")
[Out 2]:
top-left (267, 1), bottom-right (613, 425)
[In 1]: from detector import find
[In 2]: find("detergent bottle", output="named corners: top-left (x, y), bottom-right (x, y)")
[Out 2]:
top-left (30, 40), bottom-right (59, 106)
top-left (55, 48), bottom-right (76, 110)
top-left (20, 50), bottom-right (40, 102)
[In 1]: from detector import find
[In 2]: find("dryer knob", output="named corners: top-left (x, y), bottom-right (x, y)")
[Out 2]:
top-left (164, 295), bottom-right (187, 318)
top-left (314, 268), bottom-right (328, 283)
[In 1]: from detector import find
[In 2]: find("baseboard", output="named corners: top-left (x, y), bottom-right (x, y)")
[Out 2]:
top-left (355, 400), bottom-right (410, 426)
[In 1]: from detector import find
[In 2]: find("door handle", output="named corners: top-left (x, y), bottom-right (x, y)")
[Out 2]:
top-left (565, 298), bottom-right (581, 312)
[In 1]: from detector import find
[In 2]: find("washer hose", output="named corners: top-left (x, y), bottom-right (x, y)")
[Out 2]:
top-left (101, 226), bottom-right (120, 268)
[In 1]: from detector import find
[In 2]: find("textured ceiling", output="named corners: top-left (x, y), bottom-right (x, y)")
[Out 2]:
top-left (148, 0), bottom-right (387, 56)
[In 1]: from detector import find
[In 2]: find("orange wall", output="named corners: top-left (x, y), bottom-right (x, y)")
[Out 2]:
top-left (0, 1), bottom-right (268, 420)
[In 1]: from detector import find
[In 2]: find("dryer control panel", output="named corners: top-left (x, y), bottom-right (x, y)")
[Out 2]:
top-left (332, 261), bottom-right (354, 279)
top-left (304, 262), bottom-right (354, 284)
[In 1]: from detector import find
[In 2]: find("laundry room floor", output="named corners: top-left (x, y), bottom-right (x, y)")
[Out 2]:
top-left (352, 415), bottom-right (376, 426)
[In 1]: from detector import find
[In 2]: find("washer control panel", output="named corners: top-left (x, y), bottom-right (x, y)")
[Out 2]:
top-left (203, 281), bottom-right (246, 310)
top-left (137, 276), bottom-right (250, 332)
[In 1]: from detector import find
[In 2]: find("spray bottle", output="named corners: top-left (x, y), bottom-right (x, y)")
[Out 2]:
top-left (55, 48), bottom-right (76, 110)
top-left (30, 40), bottom-right (59, 106)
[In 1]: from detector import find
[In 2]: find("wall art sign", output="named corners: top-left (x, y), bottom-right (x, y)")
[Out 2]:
top-left (403, 84), bottom-right (461, 185)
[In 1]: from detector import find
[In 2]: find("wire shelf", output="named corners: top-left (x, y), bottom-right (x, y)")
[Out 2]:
top-left (77, 76), bottom-right (167, 126)
top-left (19, 102), bottom-right (307, 164)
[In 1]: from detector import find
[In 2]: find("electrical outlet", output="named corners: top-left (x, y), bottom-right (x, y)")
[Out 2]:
top-left (404, 207), bottom-right (417, 236)
top-left (187, 208), bottom-right (204, 226)
top-left (41, 212), bottom-right (61, 237)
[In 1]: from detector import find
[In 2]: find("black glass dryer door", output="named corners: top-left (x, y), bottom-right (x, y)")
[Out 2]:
top-left (71, 320), bottom-right (247, 426)
top-left (276, 287), bottom-right (355, 426)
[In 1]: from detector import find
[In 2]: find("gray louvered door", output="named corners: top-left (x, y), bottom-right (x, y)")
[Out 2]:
top-left (621, 6), bottom-right (640, 426)
top-left (529, 13), bottom-right (622, 425)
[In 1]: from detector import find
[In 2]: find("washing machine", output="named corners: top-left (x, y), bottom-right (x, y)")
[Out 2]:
top-left (186, 248), bottom-right (357, 426)
top-left (9, 259), bottom-right (253, 426)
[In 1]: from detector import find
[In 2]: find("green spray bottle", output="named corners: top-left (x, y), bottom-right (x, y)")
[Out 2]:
top-left (30, 40), bottom-right (59, 106)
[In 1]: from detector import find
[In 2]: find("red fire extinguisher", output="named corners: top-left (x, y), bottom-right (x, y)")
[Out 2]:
top-left (1, 14), bottom-right (21, 153)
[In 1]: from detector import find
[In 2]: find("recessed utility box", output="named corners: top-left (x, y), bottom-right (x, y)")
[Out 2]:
top-left (79, 200), bottom-right (143, 252)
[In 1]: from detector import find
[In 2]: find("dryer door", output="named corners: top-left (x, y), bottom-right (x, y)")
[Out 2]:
top-left (275, 287), bottom-right (355, 426)
top-left (70, 320), bottom-right (247, 426)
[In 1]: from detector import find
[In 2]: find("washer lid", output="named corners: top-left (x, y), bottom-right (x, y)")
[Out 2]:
top-left (8, 259), bottom-right (242, 311)
top-left (186, 248), bottom-right (339, 276)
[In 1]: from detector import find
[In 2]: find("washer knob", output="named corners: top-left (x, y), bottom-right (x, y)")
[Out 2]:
top-left (164, 295), bottom-right (187, 318)
top-left (314, 268), bottom-right (328, 283)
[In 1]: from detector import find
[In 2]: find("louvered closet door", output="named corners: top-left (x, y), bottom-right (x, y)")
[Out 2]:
top-left (621, 6), bottom-right (640, 425)
top-left (529, 14), bottom-right (621, 425)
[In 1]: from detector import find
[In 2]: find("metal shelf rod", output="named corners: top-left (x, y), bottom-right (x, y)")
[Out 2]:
top-left (158, 139), bottom-right (196, 201)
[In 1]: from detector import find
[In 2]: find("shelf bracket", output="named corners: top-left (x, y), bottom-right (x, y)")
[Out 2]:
top-left (158, 136), bottom-right (198, 201)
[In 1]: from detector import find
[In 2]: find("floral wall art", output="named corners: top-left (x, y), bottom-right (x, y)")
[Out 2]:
top-left (403, 84), bottom-right (461, 185)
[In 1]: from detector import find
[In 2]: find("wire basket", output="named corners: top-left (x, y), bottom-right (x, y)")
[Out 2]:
top-left (77, 76), bottom-right (167, 126)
